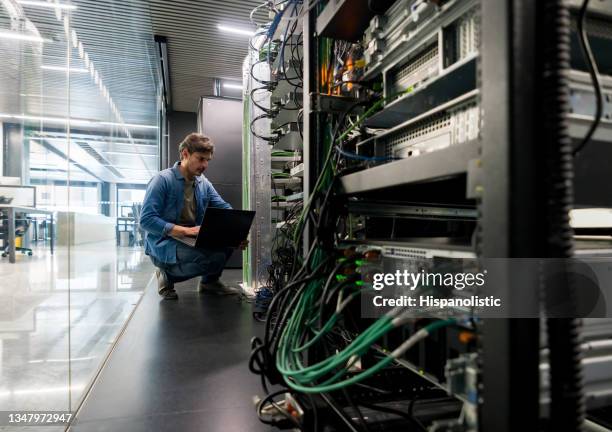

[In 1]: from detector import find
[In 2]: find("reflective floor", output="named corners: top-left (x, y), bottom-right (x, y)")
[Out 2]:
top-left (0, 241), bottom-right (154, 431)
top-left (71, 271), bottom-right (274, 432)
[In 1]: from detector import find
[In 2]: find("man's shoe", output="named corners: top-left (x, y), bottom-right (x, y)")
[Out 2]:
top-left (156, 269), bottom-right (177, 299)
top-left (160, 289), bottom-right (179, 300)
top-left (198, 279), bottom-right (240, 295)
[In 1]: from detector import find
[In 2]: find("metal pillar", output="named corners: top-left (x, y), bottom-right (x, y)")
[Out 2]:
top-left (480, 0), bottom-right (541, 430)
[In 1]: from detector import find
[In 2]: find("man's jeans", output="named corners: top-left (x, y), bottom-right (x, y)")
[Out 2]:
top-left (151, 243), bottom-right (233, 291)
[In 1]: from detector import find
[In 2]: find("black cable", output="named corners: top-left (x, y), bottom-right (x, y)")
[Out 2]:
top-left (319, 393), bottom-right (361, 432)
top-left (308, 394), bottom-right (319, 432)
top-left (572, 0), bottom-right (603, 156)
top-left (280, 15), bottom-right (304, 88)
top-left (263, 249), bottom-right (330, 352)
top-left (250, 58), bottom-right (276, 86)
top-left (251, 86), bottom-right (275, 115)
top-left (292, 85), bottom-right (303, 109)
top-left (250, 113), bottom-right (278, 142)
top-left (342, 389), bottom-right (372, 432)
top-left (249, 337), bottom-right (271, 394)
top-left (297, 110), bottom-right (304, 139)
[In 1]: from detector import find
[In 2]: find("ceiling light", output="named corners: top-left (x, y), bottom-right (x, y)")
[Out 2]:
top-left (0, 113), bottom-right (157, 130)
top-left (41, 65), bottom-right (88, 73)
top-left (0, 30), bottom-right (47, 43)
top-left (218, 25), bottom-right (255, 37)
top-left (17, 0), bottom-right (76, 9)
top-left (103, 151), bottom-right (157, 156)
top-left (63, 15), bottom-right (69, 36)
top-left (0, 113), bottom-right (94, 126)
top-left (99, 121), bottom-right (158, 129)
top-left (223, 82), bottom-right (243, 90)
top-left (70, 29), bottom-right (77, 48)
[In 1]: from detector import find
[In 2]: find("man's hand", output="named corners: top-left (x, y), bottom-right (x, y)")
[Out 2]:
top-left (238, 239), bottom-right (249, 251)
top-left (171, 225), bottom-right (200, 237)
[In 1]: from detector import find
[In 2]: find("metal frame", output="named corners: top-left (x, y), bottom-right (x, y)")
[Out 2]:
top-left (302, 8), bottom-right (315, 255)
top-left (480, 0), bottom-right (540, 430)
top-left (340, 138), bottom-right (479, 195)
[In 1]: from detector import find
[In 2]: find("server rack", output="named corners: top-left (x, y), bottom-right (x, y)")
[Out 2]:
top-left (250, 1), bottom-right (612, 430)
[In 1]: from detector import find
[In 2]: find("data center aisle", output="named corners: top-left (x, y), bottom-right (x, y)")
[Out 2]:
top-left (69, 270), bottom-right (275, 432)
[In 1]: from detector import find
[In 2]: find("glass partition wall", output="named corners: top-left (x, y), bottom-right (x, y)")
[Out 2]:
top-left (0, 0), bottom-right (160, 425)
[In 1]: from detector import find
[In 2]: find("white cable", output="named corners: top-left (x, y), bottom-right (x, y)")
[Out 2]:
top-left (390, 329), bottom-right (429, 358)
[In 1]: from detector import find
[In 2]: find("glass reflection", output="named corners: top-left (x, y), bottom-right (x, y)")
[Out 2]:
top-left (0, 0), bottom-right (160, 420)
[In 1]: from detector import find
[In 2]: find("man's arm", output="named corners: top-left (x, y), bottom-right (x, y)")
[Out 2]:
top-left (140, 175), bottom-right (200, 238)
top-left (140, 175), bottom-right (174, 237)
top-left (170, 225), bottom-right (199, 237)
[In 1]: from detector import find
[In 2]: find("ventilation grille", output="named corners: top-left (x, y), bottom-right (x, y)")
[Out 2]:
top-left (390, 44), bottom-right (439, 91)
top-left (382, 101), bottom-right (480, 159)
top-left (76, 141), bottom-right (124, 178)
top-left (457, 8), bottom-right (479, 60)
top-left (384, 246), bottom-right (429, 259)
top-left (384, 112), bottom-right (451, 158)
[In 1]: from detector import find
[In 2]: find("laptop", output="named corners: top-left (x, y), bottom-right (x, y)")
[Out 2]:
top-left (173, 208), bottom-right (256, 249)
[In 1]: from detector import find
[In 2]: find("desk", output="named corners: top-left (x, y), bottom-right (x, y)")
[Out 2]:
top-left (0, 205), bottom-right (54, 263)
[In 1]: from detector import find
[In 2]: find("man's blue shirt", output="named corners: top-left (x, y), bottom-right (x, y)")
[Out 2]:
top-left (140, 162), bottom-right (231, 264)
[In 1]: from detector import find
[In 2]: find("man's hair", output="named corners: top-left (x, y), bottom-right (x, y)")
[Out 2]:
top-left (178, 133), bottom-right (214, 158)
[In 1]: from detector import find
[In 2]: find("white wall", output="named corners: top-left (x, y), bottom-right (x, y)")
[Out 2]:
top-left (56, 212), bottom-right (116, 246)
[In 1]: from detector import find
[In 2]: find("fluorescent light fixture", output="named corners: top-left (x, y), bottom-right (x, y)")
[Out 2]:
top-left (63, 15), bottom-right (69, 36)
top-left (70, 29), bottom-right (77, 48)
top-left (99, 121), bottom-right (158, 129)
top-left (0, 30), bottom-right (47, 43)
top-left (103, 151), bottom-right (157, 156)
top-left (218, 24), bottom-right (255, 37)
top-left (223, 82), bottom-right (243, 90)
top-left (17, 0), bottom-right (76, 9)
top-left (112, 167), bottom-right (154, 171)
top-left (0, 113), bottom-right (157, 130)
top-left (41, 65), bottom-right (88, 73)
top-left (0, 113), bottom-right (94, 126)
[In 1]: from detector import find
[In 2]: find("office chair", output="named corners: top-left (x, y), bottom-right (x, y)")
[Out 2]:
top-left (1, 218), bottom-right (33, 258)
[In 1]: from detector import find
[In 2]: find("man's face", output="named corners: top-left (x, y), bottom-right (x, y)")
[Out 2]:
top-left (182, 150), bottom-right (212, 177)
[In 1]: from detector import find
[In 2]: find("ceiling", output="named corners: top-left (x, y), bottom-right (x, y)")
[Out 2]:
top-left (2, 0), bottom-right (263, 121)
top-left (148, 0), bottom-right (263, 112)
top-left (0, 0), bottom-right (264, 184)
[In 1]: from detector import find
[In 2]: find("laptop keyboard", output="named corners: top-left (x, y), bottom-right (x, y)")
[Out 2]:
top-left (180, 236), bottom-right (197, 247)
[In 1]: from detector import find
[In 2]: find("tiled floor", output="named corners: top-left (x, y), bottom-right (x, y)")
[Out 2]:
top-left (0, 241), bottom-right (154, 431)
top-left (69, 270), bottom-right (276, 432)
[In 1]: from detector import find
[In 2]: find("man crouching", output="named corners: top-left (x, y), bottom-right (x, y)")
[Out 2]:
top-left (140, 133), bottom-right (245, 300)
